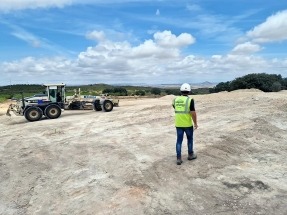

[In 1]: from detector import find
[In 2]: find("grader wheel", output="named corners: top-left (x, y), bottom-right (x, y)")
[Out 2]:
top-left (24, 107), bottom-right (43, 122)
top-left (44, 105), bottom-right (61, 119)
top-left (103, 100), bottom-right (113, 112)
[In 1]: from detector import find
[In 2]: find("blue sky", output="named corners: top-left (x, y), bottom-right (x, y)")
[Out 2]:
top-left (0, 0), bottom-right (287, 85)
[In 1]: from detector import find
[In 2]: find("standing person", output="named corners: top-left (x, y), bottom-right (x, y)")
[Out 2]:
top-left (56, 92), bottom-right (62, 102)
top-left (172, 83), bottom-right (198, 165)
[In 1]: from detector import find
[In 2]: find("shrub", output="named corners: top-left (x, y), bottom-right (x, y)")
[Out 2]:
top-left (165, 89), bottom-right (180, 95)
top-left (151, 88), bottom-right (161, 95)
top-left (135, 90), bottom-right (145, 96)
top-left (271, 82), bottom-right (282, 92)
top-left (102, 87), bottom-right (128, 96)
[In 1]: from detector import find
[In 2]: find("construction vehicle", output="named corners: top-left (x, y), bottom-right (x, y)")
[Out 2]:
top-left (6, 83), bottom-right (118, 122)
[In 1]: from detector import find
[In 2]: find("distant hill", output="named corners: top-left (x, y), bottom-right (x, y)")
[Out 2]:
top-left (191, 81), bottom-right (216, 89)
top-left (153, 82), bottom-right (217, 89)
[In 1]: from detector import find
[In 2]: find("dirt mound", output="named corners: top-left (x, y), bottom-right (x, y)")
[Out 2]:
top-left (0, 101), bottom-right (10, 116)
top-left (277, 90), bottom-right (287, 94)
top-left (230, 88), bottom-right (263, 93)
top-left (158, 95), bottom-right (176, 100)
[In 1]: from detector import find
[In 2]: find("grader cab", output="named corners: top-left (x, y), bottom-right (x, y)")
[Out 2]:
top-left (6, 83), bottom-right (117, 122)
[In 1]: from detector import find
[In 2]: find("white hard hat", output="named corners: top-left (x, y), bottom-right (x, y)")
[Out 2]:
top-left (180, 83), bottom-right (191, 92)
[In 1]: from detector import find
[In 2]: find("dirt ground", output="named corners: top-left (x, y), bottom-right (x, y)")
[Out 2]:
top-left (0, 90), bottom-right (287, 215)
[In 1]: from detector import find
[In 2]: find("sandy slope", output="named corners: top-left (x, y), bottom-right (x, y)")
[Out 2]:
top-left (0, 91), bottom-right (287, 215)
top-left (0, 101), bottom-right (11, 116)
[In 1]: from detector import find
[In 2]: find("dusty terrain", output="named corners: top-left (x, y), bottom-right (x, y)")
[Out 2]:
top-left (0, 90), bottom-right (287, 215)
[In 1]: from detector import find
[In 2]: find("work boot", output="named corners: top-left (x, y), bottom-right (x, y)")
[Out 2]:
top-left (177, 158), bottom-right (183, 165)
top-left (188, 153), bottom-right (197, 160)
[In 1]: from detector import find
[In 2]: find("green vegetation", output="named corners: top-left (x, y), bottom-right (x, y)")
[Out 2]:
top-left (102, 87), bottom-right (128, 96)
top-left (5, 73), bottom-right (284, 103)
top-left (135, 90), bottom-right (146, 96)
top-left (0, 85), bottom-right (44, 103)
top-left (151, 88), bottom-right (161, 95)
top-left (0, 83), bottom-right (212, 103)
top-left (210, 73), bottom-right (287, 93)
top-left (0, 84), bottom-right (44, 99)
top-left (0, 96), bottom-right (9, 103)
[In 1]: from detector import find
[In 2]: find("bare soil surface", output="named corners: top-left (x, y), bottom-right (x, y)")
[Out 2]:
top-left (1, 91), bottom-right (287, 215)
top-left (0, 101), bottom-right (12, 116)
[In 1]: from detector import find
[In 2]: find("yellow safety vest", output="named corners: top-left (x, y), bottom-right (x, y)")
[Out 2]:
top-left (173, 96), bottom-right (193, 127)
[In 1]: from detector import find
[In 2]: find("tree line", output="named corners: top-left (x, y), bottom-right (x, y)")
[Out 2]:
top-left (2, 73), bottom-right (284, 101)
top-left (0, 83), bottom-right (217, 101)
top-left (102, 87), bottom-right (162, 96)
top-left (210, 73), bottom-right (287, 93)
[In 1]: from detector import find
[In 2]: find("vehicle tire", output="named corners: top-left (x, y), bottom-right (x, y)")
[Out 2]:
top-left (24, 107), bottom-right (43, 122)
top-left (103, 100), bottom-right (113, 112)
top-left (44, 105), bottom-right (61, 119)
top-left (94, 100), bottom-right (102, 111)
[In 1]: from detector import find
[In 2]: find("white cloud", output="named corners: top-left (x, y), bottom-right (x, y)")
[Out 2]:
top-left (86, 31), bottom-right (106, 41)
top-left (232, 42), bottom-right (262, 54)
top-left (1, 57), bottom-right (74, 84)
top-left (0, 0), bottom-right (73, 11)
top-left (130, 40), bottom-right (180, 59)
top-left (11, 30), bottom-right (42, 48)
top-left (247, 10), bottom-right (287, 43)
top-left (211, 55), bottom-right (222, 60)
top-left (153, 30), bottom-right (195, 48)
top-left (0, 0), bottom-right (161, 12)
top-left (1, 30), bottom-right (287, 85)
top-left (79, 31), bottom-right (188, 66)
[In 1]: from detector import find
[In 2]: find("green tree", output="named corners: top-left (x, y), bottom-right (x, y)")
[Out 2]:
top-left (103, 87), bottom-right (128, 96)
top-left (271, 82), bottom-right (282, 92)
top-left (213, 81), bottom-right (230, 92)
top-left (165, 89), bottom-right (180, 95)
top-left (114, 87), bottom-right (128, 96)
top-left (135, 90), bottom-right (145, 96)
top-left (151, 88), bottom-right (161, 95)
top-left (102, 88), bottom-right (113, 94)
top-left (282, 78), bottom-right (287, 89)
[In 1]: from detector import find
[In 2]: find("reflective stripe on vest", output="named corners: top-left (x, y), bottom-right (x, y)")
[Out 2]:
top-left (175, 97), bottom-right (190, 114)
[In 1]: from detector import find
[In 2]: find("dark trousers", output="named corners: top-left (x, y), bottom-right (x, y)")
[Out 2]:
top-left (176, 127), bottom-right (194, 159)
